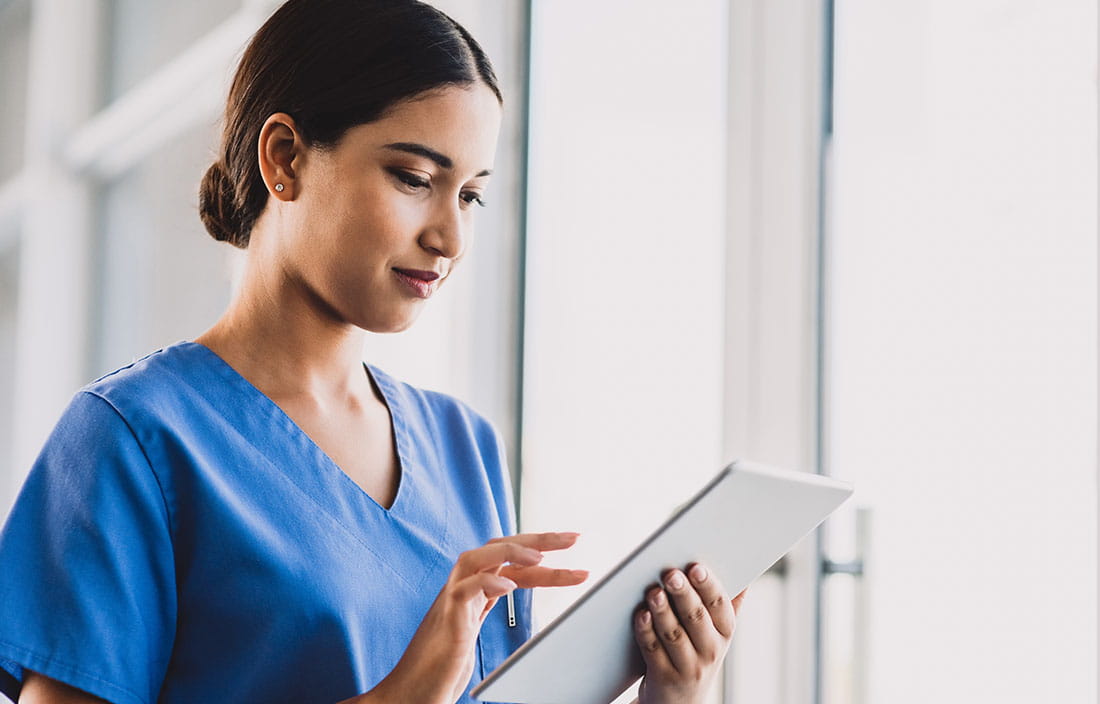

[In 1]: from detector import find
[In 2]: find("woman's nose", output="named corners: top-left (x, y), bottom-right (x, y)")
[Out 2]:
top-left (418, 200), bottom-right (465, 260)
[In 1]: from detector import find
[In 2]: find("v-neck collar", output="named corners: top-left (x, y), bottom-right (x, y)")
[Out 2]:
top-left (180, 340), bottom-right (411, 516)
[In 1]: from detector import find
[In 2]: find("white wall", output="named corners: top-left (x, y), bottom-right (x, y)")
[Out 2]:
top-left (824, 1), bottom-right (1098, 702)
top-left (522, 1), bottom-right (730, 700)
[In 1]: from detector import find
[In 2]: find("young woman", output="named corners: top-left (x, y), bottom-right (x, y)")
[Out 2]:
top-left (0, 2), bottom-right (743, 703)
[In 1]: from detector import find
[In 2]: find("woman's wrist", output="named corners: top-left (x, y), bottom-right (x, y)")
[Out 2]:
top-left (335, 669), bottom-right (448, 704)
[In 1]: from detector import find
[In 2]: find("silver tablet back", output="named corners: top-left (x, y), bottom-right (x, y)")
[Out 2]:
top-left (471, 460), bottom-right (853, 704)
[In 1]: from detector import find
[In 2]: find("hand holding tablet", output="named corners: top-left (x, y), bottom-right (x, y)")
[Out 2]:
top-left (632, 563), bottom-right (746, 704)
top-left (472, 460), bottom-right (854, 704)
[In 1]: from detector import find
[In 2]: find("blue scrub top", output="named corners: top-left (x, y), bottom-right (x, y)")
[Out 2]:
top-left (0, 341), bottom-right (532, 704)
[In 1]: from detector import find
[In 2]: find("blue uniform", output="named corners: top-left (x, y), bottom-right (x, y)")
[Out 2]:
top-left (0, 341), bottom-right (531, 704)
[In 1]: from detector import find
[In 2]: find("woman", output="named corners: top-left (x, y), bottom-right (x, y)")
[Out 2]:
top-left (0, 1), bottom-right (743, 702)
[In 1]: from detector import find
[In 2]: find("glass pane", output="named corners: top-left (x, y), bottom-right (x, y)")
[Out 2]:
top-left (104, 0), bottom-right (242, 103)
top-left (0, 0), bottom-right (30, 182)
top-left (522, 7), bottom-right (729, 695)
top-left (94, 125), bottom-right (234, 376)
top-left (823, 2), bottom-right (1097, 703)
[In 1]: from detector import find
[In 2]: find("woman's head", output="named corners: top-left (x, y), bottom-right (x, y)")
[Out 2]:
top-left (199, 0), bottom-right (502, 248)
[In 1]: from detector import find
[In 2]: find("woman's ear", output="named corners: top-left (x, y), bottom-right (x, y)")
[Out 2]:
top-left (257, 112), bottom-right (304, 200)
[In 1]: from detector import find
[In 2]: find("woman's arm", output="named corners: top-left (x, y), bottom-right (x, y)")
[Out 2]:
top-left (19, 533), bottom-right (583, 704)
top-left (19, 672), bottom-right (109, 704)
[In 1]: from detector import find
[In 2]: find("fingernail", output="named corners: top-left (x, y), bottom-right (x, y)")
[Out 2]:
top-left (690, 564), bottom-right (708, 583)
top-left (524, 548), bottom-right (543, 562)
top-left (665, 571), bottom-right (685, 591)
top-left (638, 610), bottom-right (651, 626)
top-left (571, 570), bottom-right (590, 579)
top-left (649, 590), bottom-right (666, 608)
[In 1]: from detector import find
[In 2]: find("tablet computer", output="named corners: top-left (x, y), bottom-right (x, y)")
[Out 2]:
top-left (471, 460), bottom-right (854, 704)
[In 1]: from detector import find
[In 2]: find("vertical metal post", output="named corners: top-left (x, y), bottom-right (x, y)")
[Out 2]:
top-left (813, 1), bottom-right (836, 703)
top-left (512, 0), bottom-right (534, 531)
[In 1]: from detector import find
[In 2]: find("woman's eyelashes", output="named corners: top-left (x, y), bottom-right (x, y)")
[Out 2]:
top-left (387, 167), bottom-right (486, 208)
top-left (388, 167), bottom-right (430, 192)
top-left (460, 191), bottom-right (486, 208)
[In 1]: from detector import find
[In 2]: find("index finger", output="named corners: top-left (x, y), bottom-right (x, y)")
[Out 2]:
top-left (487, 532), bottom-right (580, 552)
top-left (457, 542), bottom-right (544, 576)
top-left (500, 564), bottom-right (590, 589)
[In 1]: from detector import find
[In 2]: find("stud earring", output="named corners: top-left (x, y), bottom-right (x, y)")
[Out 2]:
top-left (275, 183), bottom-right (285, 192)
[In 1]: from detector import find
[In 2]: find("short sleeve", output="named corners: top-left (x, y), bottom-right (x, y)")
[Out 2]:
top-left (0, 391), bottom-right (177, 704)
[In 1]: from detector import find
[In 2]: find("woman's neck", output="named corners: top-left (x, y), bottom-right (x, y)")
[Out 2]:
top-left (194, 247), bottom-right (373, 406)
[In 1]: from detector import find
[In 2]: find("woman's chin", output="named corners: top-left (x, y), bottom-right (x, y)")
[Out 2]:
top-left (360, 311), bottom-right (422, 335)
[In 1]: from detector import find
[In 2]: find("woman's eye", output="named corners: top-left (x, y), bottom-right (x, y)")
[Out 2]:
top-left (460, 191), bottom-right (486, 208)
top-left (388, 168), bottom-right (429, 191)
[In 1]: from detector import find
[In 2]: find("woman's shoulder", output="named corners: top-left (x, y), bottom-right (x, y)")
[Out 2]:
top-left (78, 341), bottom-right (217, 423)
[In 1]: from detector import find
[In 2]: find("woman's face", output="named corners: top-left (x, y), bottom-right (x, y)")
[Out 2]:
top-left (278, 84), bottom-right (502, 333)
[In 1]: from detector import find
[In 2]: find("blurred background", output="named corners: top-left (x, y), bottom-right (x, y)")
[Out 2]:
top-left (0, 1), bottom-right (1095, 703)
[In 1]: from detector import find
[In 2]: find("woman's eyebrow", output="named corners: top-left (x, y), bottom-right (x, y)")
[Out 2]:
top-left (383, 142), bottom-right (492, 177)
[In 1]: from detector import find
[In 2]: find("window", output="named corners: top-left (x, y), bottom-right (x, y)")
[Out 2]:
top-left (103, 0), bottom-right (243, 104)
top-left (523, 2), bottom-right (731, 701)
top-left (822, 2), bottom-right (1098, 702)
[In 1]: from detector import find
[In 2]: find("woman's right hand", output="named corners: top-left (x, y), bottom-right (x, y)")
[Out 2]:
top-left (351, 532), bottom-right (587, 704)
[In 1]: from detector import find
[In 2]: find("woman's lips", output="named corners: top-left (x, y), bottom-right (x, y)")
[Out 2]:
top-left (394, 268), bottom-right (440, 282)
top-left (393, 269), bottom-right (438, 298)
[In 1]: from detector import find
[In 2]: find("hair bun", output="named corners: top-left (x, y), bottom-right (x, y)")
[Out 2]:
top-left (199, 162), bottom-right (247, 247)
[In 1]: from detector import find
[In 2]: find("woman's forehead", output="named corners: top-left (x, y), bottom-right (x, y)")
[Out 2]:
top-left (344, 85), bottom-right (502, 174)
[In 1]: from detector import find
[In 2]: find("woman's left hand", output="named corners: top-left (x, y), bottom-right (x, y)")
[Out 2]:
top-left (633, 563), bottom-right (747, 704)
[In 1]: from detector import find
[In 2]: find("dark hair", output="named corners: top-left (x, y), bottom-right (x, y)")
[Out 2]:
top-left (199, 0), bottom-right (502, 248)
